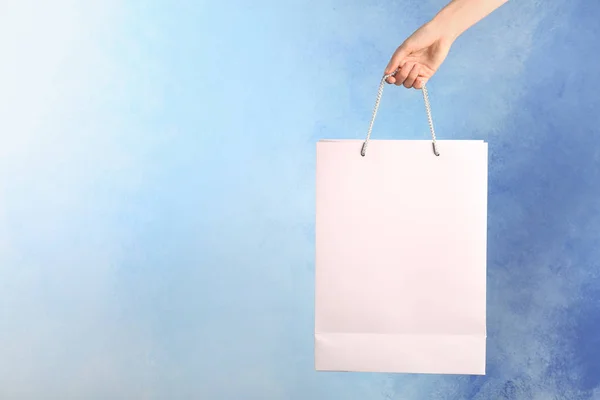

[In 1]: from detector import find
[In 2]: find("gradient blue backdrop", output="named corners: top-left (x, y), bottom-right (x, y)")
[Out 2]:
top-left (1, 0), bottom-right (599, 399)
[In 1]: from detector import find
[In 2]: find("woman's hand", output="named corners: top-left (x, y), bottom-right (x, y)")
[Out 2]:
top-left (384, 21), bottom-right (454, 89)
top-left (384, 0), bottom-right (508, 89)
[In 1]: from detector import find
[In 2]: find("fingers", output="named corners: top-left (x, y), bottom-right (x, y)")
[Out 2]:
top-left (393, 62), bottom-right (414, 87)
top-left (385, 43), bottom-right (410, 83)
top-left (413, 77), bottom-right (427, 90)
top-left (403, 64), bottom-right (420, 88)
top-left (384, 42), bottom-right (431, 89)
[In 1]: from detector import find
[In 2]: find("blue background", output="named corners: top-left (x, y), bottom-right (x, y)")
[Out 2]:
top-left (1, 0), bottom-right (599, 399)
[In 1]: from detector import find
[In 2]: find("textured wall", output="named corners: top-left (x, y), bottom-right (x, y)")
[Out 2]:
top-left (1, 0), bottom-right (599, 399)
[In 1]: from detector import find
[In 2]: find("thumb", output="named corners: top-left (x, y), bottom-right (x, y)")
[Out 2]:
top-left (385, 43), bottom-right (410, 75)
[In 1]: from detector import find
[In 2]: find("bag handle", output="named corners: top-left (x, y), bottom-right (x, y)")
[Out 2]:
top-left (361, 71), bottom-right (440, 157)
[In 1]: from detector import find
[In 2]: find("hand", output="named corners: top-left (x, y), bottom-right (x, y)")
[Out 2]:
top-left (385, 21), bottom-right (454, 89)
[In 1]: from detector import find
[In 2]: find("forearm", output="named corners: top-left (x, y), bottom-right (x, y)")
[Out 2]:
top-left (385, 0), bottom-right (508, 87)
top-left (431, 0), bottom-right (508, 41)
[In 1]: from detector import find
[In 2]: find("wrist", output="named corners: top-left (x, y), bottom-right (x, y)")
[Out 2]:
top-left (429, 5), bottom-right (464, 43)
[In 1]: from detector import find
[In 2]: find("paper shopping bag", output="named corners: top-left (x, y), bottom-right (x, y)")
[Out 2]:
top-left (315, 78), bottom-right (487, 375)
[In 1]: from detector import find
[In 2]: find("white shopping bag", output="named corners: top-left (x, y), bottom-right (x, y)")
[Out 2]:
top-left (315, 79), bottom-right (488, 375)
